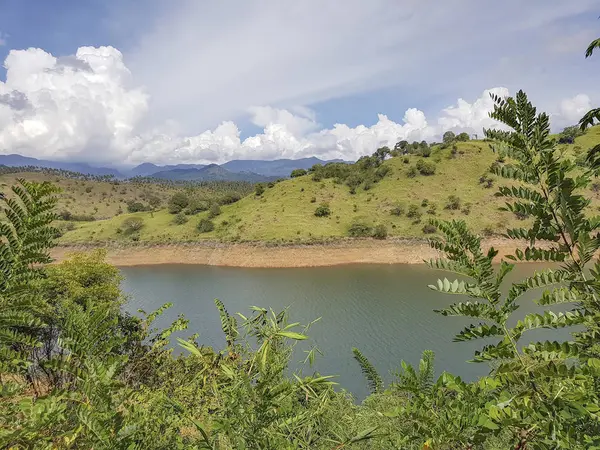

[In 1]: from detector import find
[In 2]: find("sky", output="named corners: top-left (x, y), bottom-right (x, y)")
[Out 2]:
top-left (0, 0), bottom-right (598, 166)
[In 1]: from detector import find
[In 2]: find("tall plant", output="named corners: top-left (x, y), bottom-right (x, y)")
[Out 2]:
top-left (427, 90), bottom-right (600, 448)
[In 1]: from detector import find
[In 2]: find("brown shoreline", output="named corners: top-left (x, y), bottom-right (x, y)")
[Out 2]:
top-left (50, 238), bottom-right (530, 268)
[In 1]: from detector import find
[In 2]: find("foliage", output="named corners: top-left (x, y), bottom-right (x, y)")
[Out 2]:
top-left (558, 125), bottom-right (585, 144)
top-left (207, 203), bottom-right (221, 219)
top-left (347, 222), bottom-right (372, 237)
top-left (173, 212), bottom-right (188, 225)
top-left (444, 195), bottom-right (461, 210)
top-left (389, 202), bottom-right (404, 216)
top-left (197, 218), bottom-right (215, 233)
top-left (416, 159), bottom-right (436, 175)
top-left (442, 131), bottom-right (456, 146)
top-left (255, 183), bottom-right (265, 196)
top-left (168, 192), bottom-right (189, 214)
top-left (291, 168), bottom-right (308, 178)
top-left (122, 216), bottom-right (144, 233)
top-left (457, 132), bottom-right (470, 142)
top-left (371, 224), bottom-right (388, 240)
top-left (314, 202), bottom-right (331, 217)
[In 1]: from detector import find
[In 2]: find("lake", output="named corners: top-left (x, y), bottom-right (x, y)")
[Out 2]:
top-left (120, 263), bottom-right (569, 400)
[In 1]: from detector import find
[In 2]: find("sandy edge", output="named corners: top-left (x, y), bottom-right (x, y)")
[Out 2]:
top-left (50, 238), bottom-right (530, 268)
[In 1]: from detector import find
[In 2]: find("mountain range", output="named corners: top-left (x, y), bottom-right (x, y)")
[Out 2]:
top-left (0, 154), bottom-right (347, 182)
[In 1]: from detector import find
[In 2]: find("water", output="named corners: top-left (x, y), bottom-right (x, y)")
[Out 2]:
top-left (120, 263), bottom-right (570, 400)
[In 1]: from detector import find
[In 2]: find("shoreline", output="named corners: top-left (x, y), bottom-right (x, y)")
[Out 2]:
top-left (51, 238), bottom-right (529, 268)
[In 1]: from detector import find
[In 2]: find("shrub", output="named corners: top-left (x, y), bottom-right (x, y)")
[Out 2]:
top-left (403, 157), bottom-right (410, 164)
top-left (427, 203), bottom-right (437, 215)
top-left (310, 196), bottom-right (317, 203)
top-left (421, 199), bottom-right (429, 207)
top-left (372, 224), bottom-right (388, 239)
top-left (347, 221), bottom-right (372, 237)
top-left (85, 186), bottom-right (92, 193)
top-left (168, 192), bottom-right (189, 214)
top-left (219, 193), bottom-right (242, 205)
top-left (290, 169), bottom-right (308, 178)
top-left (255, 184), bottom-right (265, 196)
top-left (422, 223), bottom-right (437, 234)
top-left (390, 203), bottom-right (404, 216)
top-left (267, 182), bottom-right (275, 188)
top-left (127, 201), bottom-right (150, 213)
top-left (407, 204), bottom-right (421, 219)
top-left (208, 204), bottom-right (221, 219)
top-left (186, 198), bottom-right (210, 215)
top-left (122, 216), bottom-right (144, 234)
top-left (457, 132), bottom-right (470, 141)
top-left (461, 203), bottom-right (472, 215)
top-left (420, 147), bottom-right (431, 157)
top-left (416, 159), bottom-right (436, 175)
top-left (374, 165), bottom-right (391, 180)
top-left (173, 212), bottom-right (188, 225)
top-left (445, 195), bottom-right (461, 210)
top-left (314, 203), bottom-right (331, 217)
top-left (406, 166), bottom-right (418, 178)
top-left (197, 218), bottom-right (215, 233)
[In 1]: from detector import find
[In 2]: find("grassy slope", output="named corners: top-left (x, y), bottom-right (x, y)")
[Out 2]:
top-left (0, 172), bottom-right (178, 219)
top-left (60, 127), bottom-right (600, 244)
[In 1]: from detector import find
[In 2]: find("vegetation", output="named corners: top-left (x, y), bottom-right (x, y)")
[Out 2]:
top-left (6, 84), bottom-right (600, 448)
top-left (197, 218), bottom-right (215, 233)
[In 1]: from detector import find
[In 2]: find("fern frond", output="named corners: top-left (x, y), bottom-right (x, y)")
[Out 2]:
top-left (352, 347), bottom-right (383, 394)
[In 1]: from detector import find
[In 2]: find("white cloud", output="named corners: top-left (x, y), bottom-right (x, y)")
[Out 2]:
top-left (0, 32), bottom-right (7, 47)
top-left (0, 46), bottom-right (593, 166)
top-left (554, 94), bottom-right (592, 127)
top-left (122, 0), bottom-right (600, 133)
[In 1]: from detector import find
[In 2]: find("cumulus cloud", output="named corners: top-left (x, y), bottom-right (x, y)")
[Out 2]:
top-left (554, 94), bottom-right (592, 126)
top-left (0, 46), bottom-right (593, 166)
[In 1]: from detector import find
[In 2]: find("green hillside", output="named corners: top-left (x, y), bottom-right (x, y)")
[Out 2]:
top-left (58, 126), bottom-right (600, 245)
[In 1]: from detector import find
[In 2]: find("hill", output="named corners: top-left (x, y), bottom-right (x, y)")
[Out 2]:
top-left (220, 157), bottom-right (347, 177)
top-left (150, 164), bottom-right (277, 182)
top-left (58, 126), bottom-right (600, 245)
top-left (0, 154), bottom-right (121, 177)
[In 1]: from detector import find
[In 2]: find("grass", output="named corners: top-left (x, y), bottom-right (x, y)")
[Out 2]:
top-left (52, 126), bottom-right (600, 244)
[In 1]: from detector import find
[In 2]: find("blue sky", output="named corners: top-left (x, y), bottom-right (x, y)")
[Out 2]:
top-left (0, 1), bottom-right (598, 165)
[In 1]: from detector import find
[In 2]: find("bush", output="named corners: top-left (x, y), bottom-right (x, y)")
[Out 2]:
top-left (85, 186), bottom-right (92, 193)
top-left (186, 198), bottom-right (210, 215)
top-left (390, 203), bottom-right (404, 216)
top-left (290, 169), bottom-right (308, 178)
top-left (208, 204), bottom-right (222, 219)
top-left (127, 201), bottom-right (150, 213)
top-left (461, 203), bottom-right (472, 215)
top-left (427, 203), bottom-right (437, 215)
top-left (310, 196), bottom-right (317, 203)
top-left (422, 223), bottom-right (437, 234)
top-left (168, 192), bottom-right (189, 214)
top-left (374, 165), bottom-right (391, 180)
top-left (406, 166), bottom-right (418, 178)
top-left (122, 217), bottom-right (144, 234)
top-left (445, 195), bottom-right (461, 210)
top-left (197, 218), bottom-right (215, 233)
top-left (420, 147), bottom-right (431, 157)
top-left (347, 222), bottom-right (372, 237)
top-left (421, 199), bottom-right (429, 207)
top-left (416, 159), bottom-right (436, 175)
top-left (407, 204), bottom-right (421, 219)
top-left (314, 203), bottom-right (331, 217)
top-left (457, 132), bottom-right (470, 142)
top-left (372, 224), bottom-right (388, 240)
top-left (403, 157), bottom-right (410, 164)
top-left (173, 212), bottom-right (188, 225)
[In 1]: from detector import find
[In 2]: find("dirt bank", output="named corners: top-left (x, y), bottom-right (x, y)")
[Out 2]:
top-left (50, 238), bottom-right (530, 268)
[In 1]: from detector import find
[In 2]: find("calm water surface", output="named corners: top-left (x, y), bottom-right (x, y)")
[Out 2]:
top-left (120, 263), bottom-right (567, 400)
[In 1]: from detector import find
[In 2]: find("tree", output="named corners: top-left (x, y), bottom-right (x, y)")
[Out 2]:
top-left (168, 192), bottom-right (189, 214)
top-left (122, 216), bottom-right (144, 233)
top-left (558, 125), bottom-right (584, 144)
top-left (255, 183), bottom-right (265, 196)
top-left (442, 131), bottom-right (456, 145)
top-left (290, 168), bottom-right (307, 178)
top-left (580, 34), bottom-right (600, 129)
top-left (207, 203), bottom-right (221, 219)
top-left (394, 140), bottom-right (409, 154)
top-left (373, 146), bottom-right (390, 163)
top-left (456, 132), bottom-right (470, 142)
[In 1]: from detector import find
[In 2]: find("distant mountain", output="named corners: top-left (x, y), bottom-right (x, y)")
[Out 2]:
top-left (221, 157), bottom-right (346, 178)
top-left (0, 153), bottom-right (348, 182)
top-left (150, 164), bottom-right (276, 182)
top-left (128, 162), bottom-right (206, 177)
top-left (0, 154), bottom-right (122, 177)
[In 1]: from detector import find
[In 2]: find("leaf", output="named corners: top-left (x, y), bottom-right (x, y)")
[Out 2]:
top-left (276, 331), bottom-right (308, 340)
